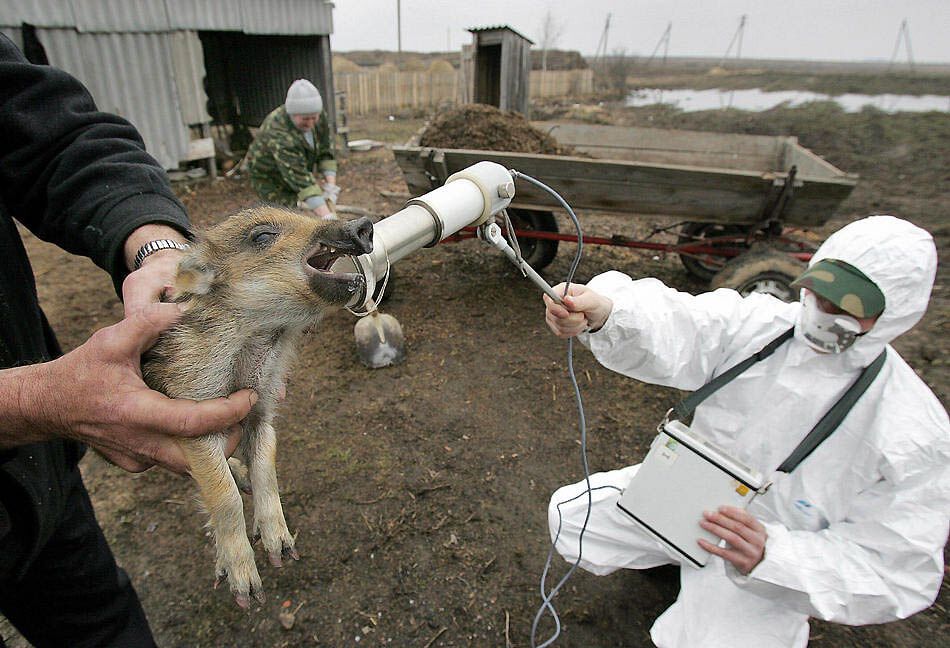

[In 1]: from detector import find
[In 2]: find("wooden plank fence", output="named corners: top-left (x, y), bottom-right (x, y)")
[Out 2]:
top-left (335, 69), bottom-right (593, 116)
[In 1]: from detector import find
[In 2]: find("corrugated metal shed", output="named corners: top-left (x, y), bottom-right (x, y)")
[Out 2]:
top-left (0, 1), bottom-right (334, 35)
top-left (71, 0), bottom-right (171, 33)
top-left (0, 27), bottom-right (21, 46)
top-left (36, 28), bottom-right (191, 168)
top-left (239, 0), bottom-right (333, 35)
top-left (0, 1), bottom-right (336, 169)
top-left (1, 0), bottom-right (76, 28)
top-left (170, 30), bottom-right (213, 125)
top-left (164, 0), bottom-right (243, 32)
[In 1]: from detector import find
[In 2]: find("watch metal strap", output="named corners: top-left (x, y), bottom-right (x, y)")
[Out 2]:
top-left (133, 239), bottom-right (190, 270)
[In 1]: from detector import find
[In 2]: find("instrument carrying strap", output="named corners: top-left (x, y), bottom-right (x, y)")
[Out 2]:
top-left (671, 326), bottom-right (887, 474)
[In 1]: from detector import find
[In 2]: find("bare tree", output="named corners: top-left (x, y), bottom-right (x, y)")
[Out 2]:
top-left (602, 47), bottom-right (634, 95)
top-left (538, 9), bottom-right (565, 72)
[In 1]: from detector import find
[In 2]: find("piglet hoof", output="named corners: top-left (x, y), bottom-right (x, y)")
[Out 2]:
top-left (268, 544), bottom-right (300, 568)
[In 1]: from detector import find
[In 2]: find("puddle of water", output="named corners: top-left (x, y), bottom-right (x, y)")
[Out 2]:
top-left (625, 87), bottom-right (950, 113)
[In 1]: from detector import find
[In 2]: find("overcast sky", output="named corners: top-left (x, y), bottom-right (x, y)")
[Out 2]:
top-left (331, 0), bottom-right (950, 64)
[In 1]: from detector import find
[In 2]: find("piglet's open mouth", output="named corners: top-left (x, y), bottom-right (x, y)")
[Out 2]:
top-left (305, 244), bottom-right (345, 274)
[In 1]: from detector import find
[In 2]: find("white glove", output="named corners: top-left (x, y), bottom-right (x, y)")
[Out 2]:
top-left (322, 183), bottom-right (341, 204)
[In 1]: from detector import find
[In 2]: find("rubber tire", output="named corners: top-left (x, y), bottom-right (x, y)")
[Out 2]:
top-left (506, 208), bottom-right (559, 271)
top-left (709, 247), bottom-right (806, 302)
top-left (677, 222), bottom-right (750, 282)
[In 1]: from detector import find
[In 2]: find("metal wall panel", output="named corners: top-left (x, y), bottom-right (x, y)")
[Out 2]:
top-left (0, 27), bottom-right (23, 49)
top-left (170, 30), bottom-right (212, 124)
top-left (1, 1), bottom-right (334, 35)
top-left (0, 1), bottom-right (75, 29)
top-left (70, 0), bottom-right (170, 32)
top-left (239, 0), bottom-right (333, 35)
top-left (164, 0), bottom-right (243, 31)
top-left (38, 28), bottom-right (190, 169)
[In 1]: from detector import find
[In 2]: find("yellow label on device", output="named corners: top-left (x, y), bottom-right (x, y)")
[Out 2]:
top-left (735, 483), bottom-right (750, 496)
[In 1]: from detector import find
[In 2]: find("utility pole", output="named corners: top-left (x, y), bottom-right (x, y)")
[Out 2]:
top-left (396, 0), bottom-right (402, 53)
top-left (594, 13), bottom-right (611, 71)
top-left (888, 19), bottom-right (915, 71)
top-left (718, 14), bottom-right (747, 68)
top-left (646, 22), bottom-right (672, 66)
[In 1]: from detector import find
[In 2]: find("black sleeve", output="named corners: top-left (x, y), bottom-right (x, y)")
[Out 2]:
top-left (0, 34), bottom-right (192, 294)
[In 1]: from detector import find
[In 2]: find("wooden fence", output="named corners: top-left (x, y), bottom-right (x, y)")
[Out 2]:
top-left (335, 69), bottom-right (593, 116)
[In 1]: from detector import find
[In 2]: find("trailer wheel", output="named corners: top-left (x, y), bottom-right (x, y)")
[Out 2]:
top-left (710, 248), bottom-right (806, 302)
top-left (677, 222), bottom-right (750, 282)
top-left (506, 208), bottom-right (559, 270)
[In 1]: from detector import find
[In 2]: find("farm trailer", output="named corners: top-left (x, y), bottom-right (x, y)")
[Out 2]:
top-left (392, 122), bottom-right (858, 300)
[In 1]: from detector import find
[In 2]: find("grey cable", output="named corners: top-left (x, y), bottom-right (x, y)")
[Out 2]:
top-left (507, 170), bottom-right (592, 648)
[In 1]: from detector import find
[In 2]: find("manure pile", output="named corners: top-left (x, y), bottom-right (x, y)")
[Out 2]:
top-left (418, 104), bottom-right (566, 154)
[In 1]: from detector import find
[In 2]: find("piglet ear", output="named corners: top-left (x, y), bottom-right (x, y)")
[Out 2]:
top-left (169, 245), bottom-right (215, 297)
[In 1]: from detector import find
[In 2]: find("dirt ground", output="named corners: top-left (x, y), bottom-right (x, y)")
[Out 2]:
top-left (8, 89), bottom-right (949, 647)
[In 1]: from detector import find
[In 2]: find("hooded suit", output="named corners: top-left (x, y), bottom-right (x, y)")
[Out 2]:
top-left (549, 216), bottom-right (949, 646)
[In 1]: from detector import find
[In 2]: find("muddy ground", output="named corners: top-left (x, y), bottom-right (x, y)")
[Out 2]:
top-left (7, 86), bottom-right (949, 647)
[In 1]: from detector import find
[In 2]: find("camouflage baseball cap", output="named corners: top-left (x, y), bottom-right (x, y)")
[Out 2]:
top-left (790, 258), bottom-right (885, 319)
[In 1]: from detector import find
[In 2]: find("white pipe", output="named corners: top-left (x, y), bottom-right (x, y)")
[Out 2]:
top-left (333, 161), bottom-right (515, 309)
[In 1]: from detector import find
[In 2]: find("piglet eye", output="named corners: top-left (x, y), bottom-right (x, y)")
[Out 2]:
top-left (252, 231), bottom-right (277, 246)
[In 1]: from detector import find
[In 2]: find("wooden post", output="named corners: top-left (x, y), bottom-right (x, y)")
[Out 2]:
top-left (375, 72), bottom-right (380, 113)
top-left (200, 123), bottom-right (217, 180)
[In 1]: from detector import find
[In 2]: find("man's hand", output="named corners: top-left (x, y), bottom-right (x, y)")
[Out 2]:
top-left (121, 223), bottom-right (191, 316)
top-left (3, 302), bottom-right (256, 475)
top-left (543, 283), bottom-right (614, 338)
top-left (698, 506), bottom-right (768, 574)
top-left (122, 249), bottom-right (183, 316)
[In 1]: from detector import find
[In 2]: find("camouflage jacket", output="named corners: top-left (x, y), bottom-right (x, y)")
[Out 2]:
top-left (246, 106), bottom-right (337, 207)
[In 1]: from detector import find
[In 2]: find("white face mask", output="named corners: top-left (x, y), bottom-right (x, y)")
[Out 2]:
top-left (795, 290), bottom-right (862, 354)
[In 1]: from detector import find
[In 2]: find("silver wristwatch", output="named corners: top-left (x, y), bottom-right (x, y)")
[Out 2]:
top-left (133, 239), bottom-right (190, 270)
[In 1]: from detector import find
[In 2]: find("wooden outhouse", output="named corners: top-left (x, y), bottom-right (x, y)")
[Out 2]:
top-left (466, 25), bottom-right (533, 115)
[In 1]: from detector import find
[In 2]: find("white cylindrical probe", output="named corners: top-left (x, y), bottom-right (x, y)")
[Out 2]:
top-left (335, 161), bottom-right (515, 308)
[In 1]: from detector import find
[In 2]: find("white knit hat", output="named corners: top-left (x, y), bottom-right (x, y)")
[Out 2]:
top-left (285, 79), bottom-right (323, 115)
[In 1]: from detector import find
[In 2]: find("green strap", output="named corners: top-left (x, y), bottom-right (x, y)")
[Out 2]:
top-left (776, 349), bottom-right (887, 473)
top-left (673, 327), bottom-right (795, 420)
top-left (670, 326), bottom-right (888, 474)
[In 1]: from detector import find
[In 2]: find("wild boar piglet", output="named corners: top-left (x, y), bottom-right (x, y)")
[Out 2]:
top-left (143, 206), bottom-right (373, 608)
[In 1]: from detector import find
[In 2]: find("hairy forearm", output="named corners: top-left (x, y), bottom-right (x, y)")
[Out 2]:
top-left (0, 363), bottom-right (58, 448)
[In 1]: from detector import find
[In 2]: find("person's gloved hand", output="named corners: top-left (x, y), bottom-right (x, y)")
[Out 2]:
top-left (543, 283), bottom-right (614, 337)
top-left (322, 182), bottom-right (341, 204)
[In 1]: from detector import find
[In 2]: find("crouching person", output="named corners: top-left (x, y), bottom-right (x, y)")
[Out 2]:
top-left (246, 79), bottom-right (339, 220)
top-left (542, 215), bottom-right (949, 646)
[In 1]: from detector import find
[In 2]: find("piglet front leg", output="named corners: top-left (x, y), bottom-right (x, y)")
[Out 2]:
top-left (246, 420), bottom-right (299, 567)
top-left (179, 435), bottom-right (264, 608)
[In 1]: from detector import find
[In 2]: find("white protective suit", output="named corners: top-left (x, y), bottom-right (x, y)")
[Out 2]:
top-left (549, 216), bottom-right (949, 647)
